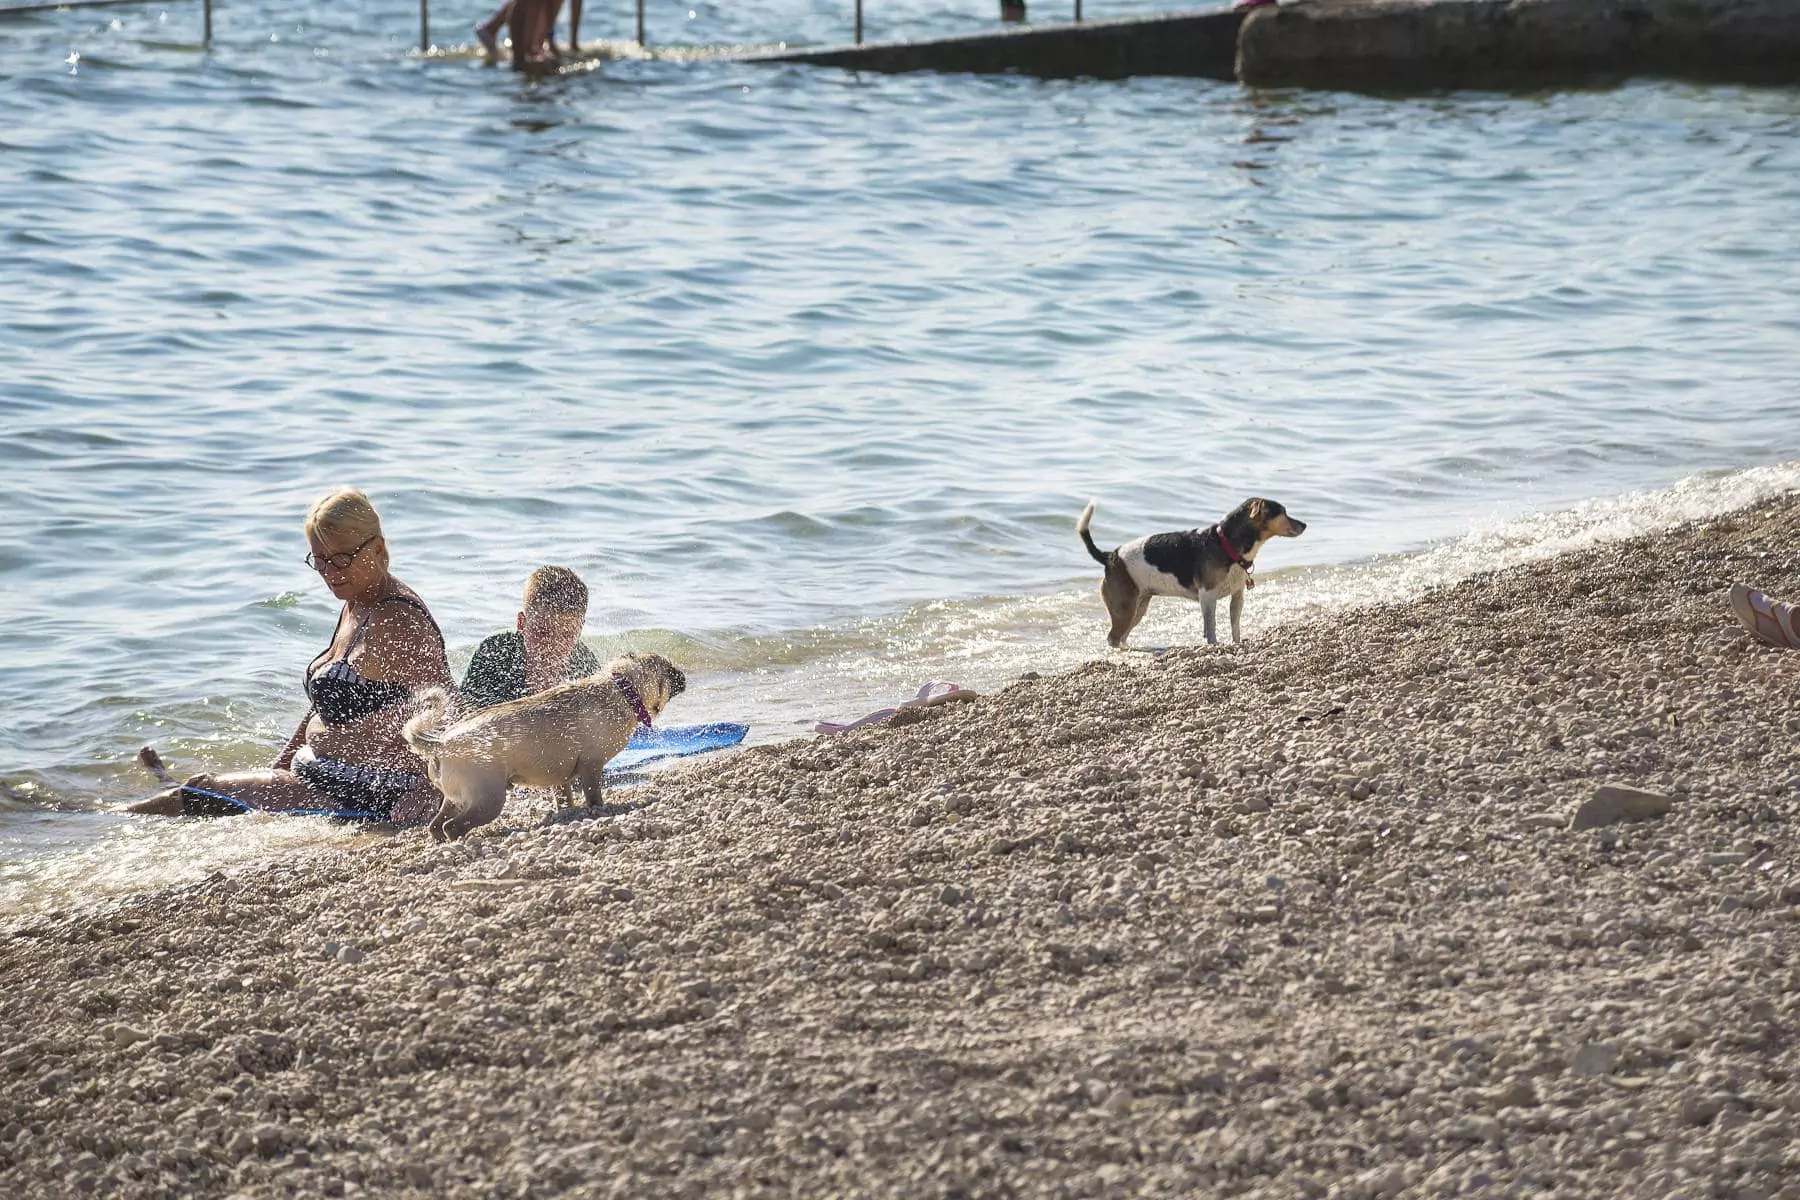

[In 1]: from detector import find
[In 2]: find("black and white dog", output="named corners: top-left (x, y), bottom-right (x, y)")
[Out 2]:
top-left (1077, 498), bottom-right (1306, 648)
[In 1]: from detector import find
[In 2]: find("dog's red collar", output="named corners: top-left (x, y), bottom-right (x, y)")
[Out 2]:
top-left (1213, 524), bottom-right (1256, 589)
top-left (612, 674), bottom-right (655, 728)
top-left (1214, 524), bottom-right (1251, 567)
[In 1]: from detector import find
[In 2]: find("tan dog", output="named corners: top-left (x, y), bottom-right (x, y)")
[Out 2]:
top-left (402, 652), bottom-right (686, 841)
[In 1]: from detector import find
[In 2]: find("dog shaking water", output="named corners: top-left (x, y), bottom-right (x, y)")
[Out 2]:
top-left (402, 651), bottom-right (686, 841)
top-left (1077, 498), bottom-right (1306, 648)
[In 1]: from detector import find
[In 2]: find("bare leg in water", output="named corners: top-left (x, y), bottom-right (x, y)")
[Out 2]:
top-left (127, 745), bottom-right (440, 825)
top-left (509, 0), bottom-right (564, 70)
top-left (131, 744), bottom-right (317, 815)
top-left (137, 746), bottom-right (176, 785)
top-left (125, 758), bottom-right (322, 816)
top-left (476, 0), bottom-right (512, 59)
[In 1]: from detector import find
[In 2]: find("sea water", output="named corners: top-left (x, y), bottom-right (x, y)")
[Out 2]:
top-left (2, 0), bottom-right (1798, 922)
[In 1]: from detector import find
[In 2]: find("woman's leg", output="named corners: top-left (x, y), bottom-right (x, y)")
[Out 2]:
top-left (385, 777), bottom-right (444, 829)
top-left (124, 770), bottom-right (323, 816)
top-left (137, 746), bottom-right (177, 785)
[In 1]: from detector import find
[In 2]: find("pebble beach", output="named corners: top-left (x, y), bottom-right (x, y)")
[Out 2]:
top-left (4, 493), bottom-right (1799, 1200)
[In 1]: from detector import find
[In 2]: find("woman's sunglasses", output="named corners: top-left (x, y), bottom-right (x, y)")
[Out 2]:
top-left (304, 534), bottom-right (379, 573)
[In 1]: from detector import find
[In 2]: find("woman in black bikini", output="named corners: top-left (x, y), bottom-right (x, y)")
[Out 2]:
top-left (129, 489), bottom-right (454, 824)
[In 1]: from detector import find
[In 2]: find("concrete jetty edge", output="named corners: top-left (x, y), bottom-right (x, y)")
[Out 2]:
top-left (733, 0), bottom-right (1800, 90)
top-left (1239, 0), bottom-right (1800, 90)
top-left (738, 9), bottom-right (1245, 81)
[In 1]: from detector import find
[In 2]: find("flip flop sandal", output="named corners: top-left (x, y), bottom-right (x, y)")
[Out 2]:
top-left (815, 683), bottom-right (974, 735)
top-left (1729, 583), bottom-right (1800, 649)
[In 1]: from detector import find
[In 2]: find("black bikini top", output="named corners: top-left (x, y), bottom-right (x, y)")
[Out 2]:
top-left (305, 595), bottom-right (444, 727)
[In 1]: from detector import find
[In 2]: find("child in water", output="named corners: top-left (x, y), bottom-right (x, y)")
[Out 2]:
top-left (460, 565), bottom-right (601, 710)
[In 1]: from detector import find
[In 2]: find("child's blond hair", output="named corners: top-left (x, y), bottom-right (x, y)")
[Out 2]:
top-left (522, 565), bottom-right (588, 616)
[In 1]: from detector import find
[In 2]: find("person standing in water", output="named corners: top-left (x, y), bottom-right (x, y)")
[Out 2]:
top-left (131, 488), bottom-right (454, 824)
top-left (475, 0), bottom-right (580, 68)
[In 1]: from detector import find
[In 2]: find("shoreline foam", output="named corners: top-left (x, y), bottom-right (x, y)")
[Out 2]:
top-left (10, 460), bottom-right (1800, 927)
top-left (4, 491), bottom-right (1800, 1198)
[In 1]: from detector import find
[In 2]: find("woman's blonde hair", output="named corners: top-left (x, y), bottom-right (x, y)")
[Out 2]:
top-left (305, 488), bottom-right (389, 570)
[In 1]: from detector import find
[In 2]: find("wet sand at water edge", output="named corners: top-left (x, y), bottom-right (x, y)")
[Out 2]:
top-left (3, 493), bottom-right (1799, 1199)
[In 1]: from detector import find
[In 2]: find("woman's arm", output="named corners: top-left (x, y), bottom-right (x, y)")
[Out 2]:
top-left (271, 708), bottom-right (314, 770)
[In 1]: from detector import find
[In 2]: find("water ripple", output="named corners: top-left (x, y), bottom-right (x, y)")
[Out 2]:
top-left (2, 2), bottom-right (1799, 914)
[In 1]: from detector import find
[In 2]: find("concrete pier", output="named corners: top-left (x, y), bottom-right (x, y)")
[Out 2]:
top-left (1237, 0), bottom-right (1800, 90)
top-left (735, 0), bottom-right (1800, 89)
top-left (741, 9), bottom-right (1245, 81)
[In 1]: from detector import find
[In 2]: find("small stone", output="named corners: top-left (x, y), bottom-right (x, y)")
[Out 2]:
top-left (1249, 905), bottom-right (1281, 923)
top-left (402, 917), bottom-right (428, 935)
top-left (1570, 1042), bottom-right (1619, 1076)
top-left (1520, 813), bottom-right (1567, 830)
top-left (336, 945), bottom-right (364, 965)
top-left (1359, 1164), bottom-right (1407, 1197)
top-left (1237, 797), bottom-right (1271, 814)
top-left (1572, 785), bottom-right (1672, 830)
top-left (908, 806), bottom-right (933, 828)
top-left (1450, 1115), bottom-right (1500, 1142)
top-left (1211, 818), bottom-right (1239, 838)
top-left (938, 885), bottom-right (963, 906)
top-left (1489, 1077), bottom-right (1539, 1109)
top-left (1703, 851), bottom-right (1750, 867)
top-left (107, 1025), bottom-right (148, 1047)
top-left (1679, 1093), bottom-right (1734, 1126)
top-left (813, 881), bottom-right (844, 902)
top-left (250, 1123), bottom-right (285, 1156)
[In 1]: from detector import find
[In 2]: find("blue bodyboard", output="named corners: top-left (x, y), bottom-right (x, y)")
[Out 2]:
top-left (607, 722), bottom-right (748, 774)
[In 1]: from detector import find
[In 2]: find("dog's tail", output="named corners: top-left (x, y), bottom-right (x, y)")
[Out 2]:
top-left (1076, 501), bottom-right (1110, 566)
top-left (401, 688), bottom-right (454, 756)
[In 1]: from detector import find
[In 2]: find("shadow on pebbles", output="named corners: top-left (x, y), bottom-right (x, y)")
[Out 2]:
top-left (5, 495), bottom-right (1800, 1199)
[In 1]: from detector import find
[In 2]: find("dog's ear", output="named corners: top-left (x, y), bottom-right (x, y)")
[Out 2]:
top-left (1247, 498), bottom-right (1270, 524)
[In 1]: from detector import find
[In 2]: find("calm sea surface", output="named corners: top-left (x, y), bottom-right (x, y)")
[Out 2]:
top-left (3, 0), bottom-right (1798, 920)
